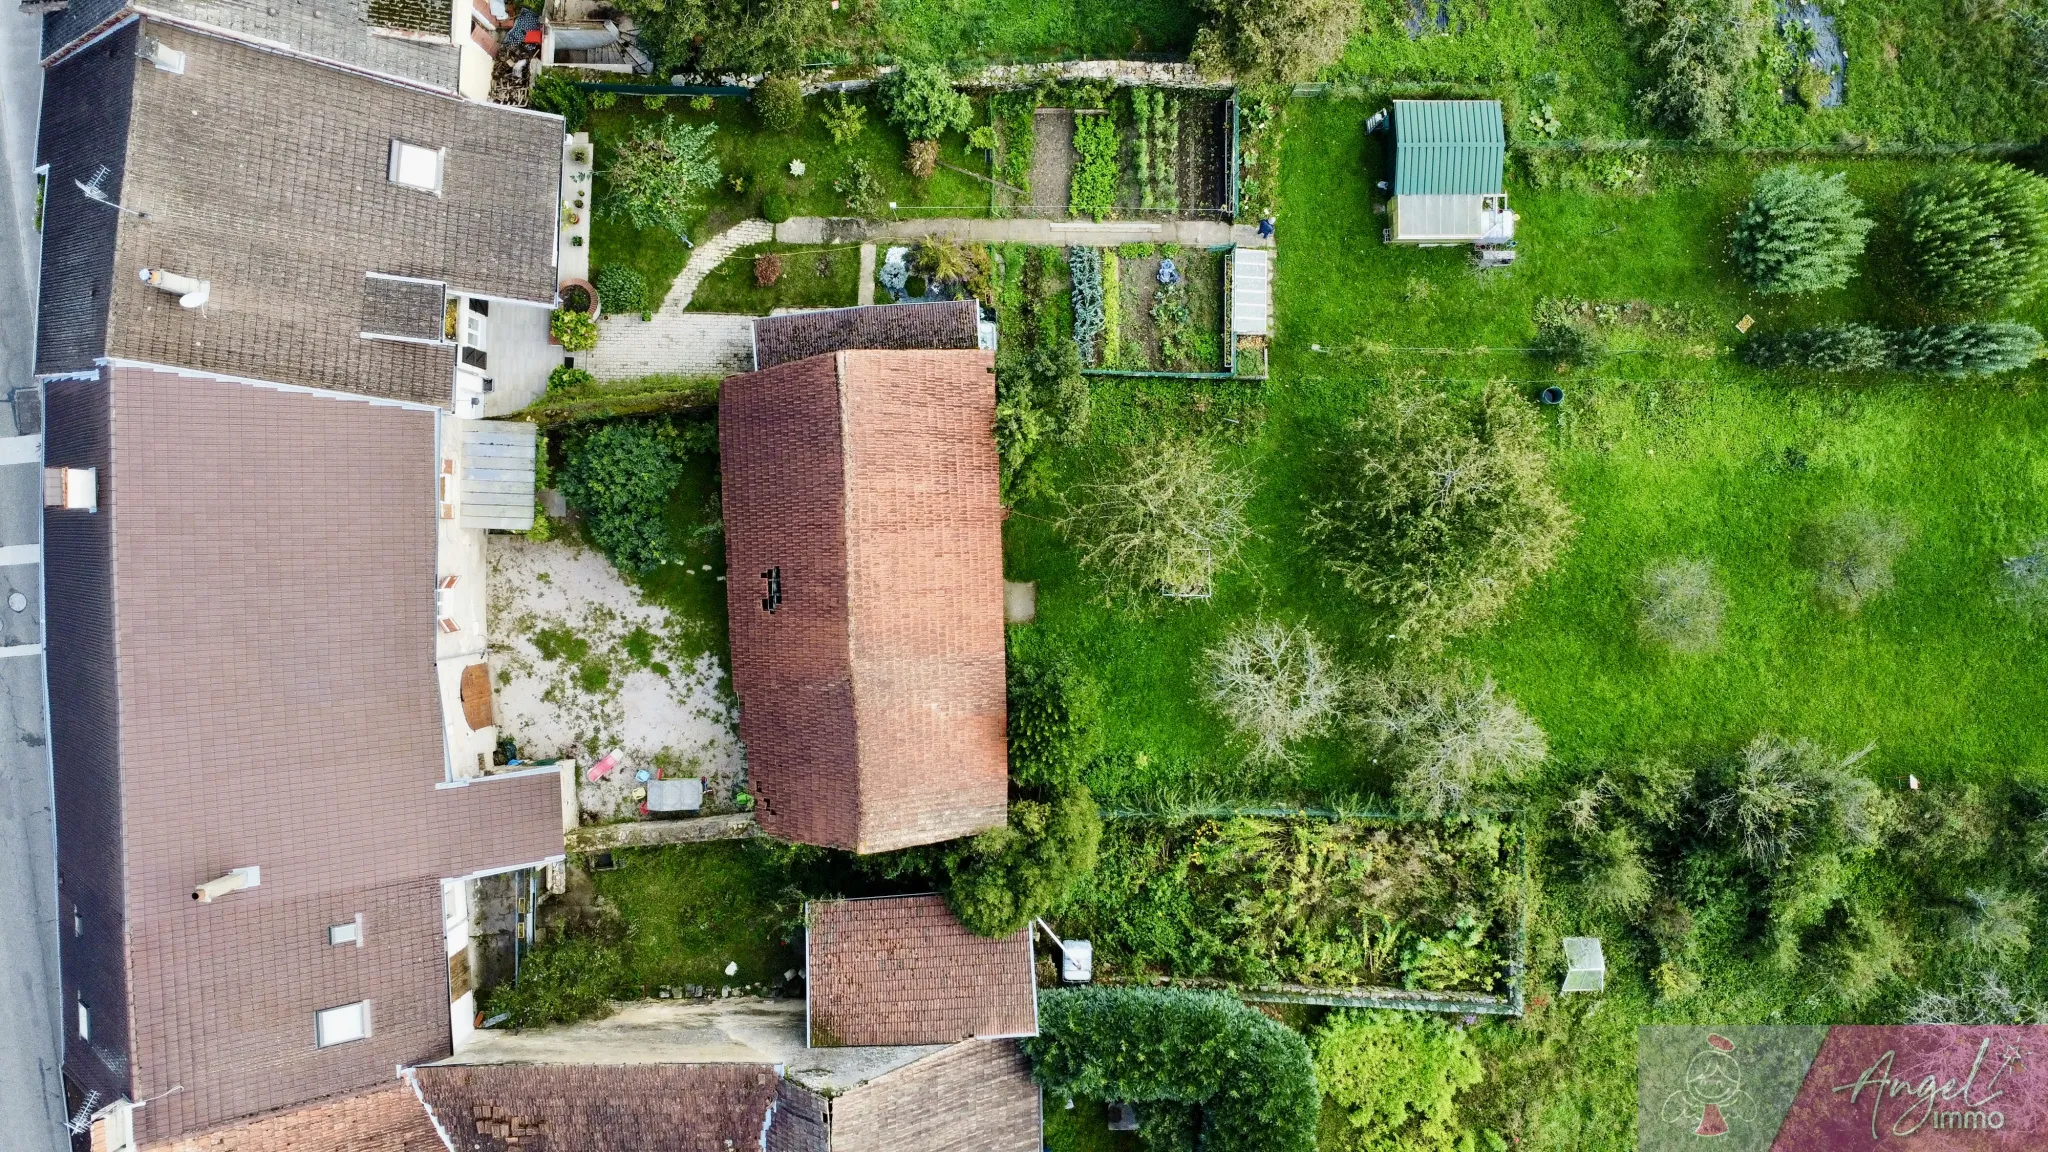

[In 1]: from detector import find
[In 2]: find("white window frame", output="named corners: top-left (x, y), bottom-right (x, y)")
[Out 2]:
top-left (388, 141), bottom-right (445, 195)
top-left (328, 915), bottom-right (364, 947)
top-left (78, 996), bottom-right (89, 1041)
top-left (315, 1001), bottom-right (372, 1047)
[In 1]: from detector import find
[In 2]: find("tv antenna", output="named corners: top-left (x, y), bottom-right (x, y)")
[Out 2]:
top-left (76, 165), bottom-right (147, 219)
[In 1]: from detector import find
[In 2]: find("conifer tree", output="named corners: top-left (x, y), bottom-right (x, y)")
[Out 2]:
top-left (1891, 323), bottom-right (2043, 377)
top-left (1900, 164), bottom-right (2048, 309)
top-left (1731, 167), bottom-right (1874, 295)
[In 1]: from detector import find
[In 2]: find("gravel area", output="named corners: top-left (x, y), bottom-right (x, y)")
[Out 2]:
top-left (488, 536), bottom-right (745, 822)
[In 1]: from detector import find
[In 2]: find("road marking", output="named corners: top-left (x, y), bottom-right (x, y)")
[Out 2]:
top-left (0, 644), bottom-right (41, 659)
top-left (0, 545), bottom-right (39, 567)
top-left (0, 436), bottom-right (40, 466)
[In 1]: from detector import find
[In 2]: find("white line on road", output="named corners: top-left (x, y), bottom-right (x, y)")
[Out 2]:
top-left (0, 644), bottom-right (41, 658)
top-left (0, 436), bottom-right (39, 466)
top-left (0, 545), bottom-right (38, 567)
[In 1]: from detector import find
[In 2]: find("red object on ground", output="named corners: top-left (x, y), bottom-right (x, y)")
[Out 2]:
top-left (524, 28), bottom-right (542, 43)
top-left (586, 751), bottom-right (618, 782)
top-left (637, 802), bottom-right (650, 817)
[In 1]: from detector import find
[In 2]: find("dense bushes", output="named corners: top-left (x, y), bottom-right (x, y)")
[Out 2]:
top-left (879, 62), bottom-right (970, 142)
top-left (1069, 113), bottom-right (1120, 221)
top-left (1188, 0), bottom-right (1358, 85)
top-left (1314, 1012), bottom-right (1490, 1152)
top-left (593, 265), bottom-right (648, 315)
top-left (1057, 816), bottom-right (1516, 991)
top-left (1305, 384), bottom-right (1575, 648)
top-left (995, 246), bottom-right (1090, 501)
top-left (528, 71), bottom-right (590, 129)
top-left (1356, 669), bottom-right (1548, 818)
top-left (1730, 167), bottom-right (1873, 295)
top-left (752, 72), bottom-right (804, 132)
top-left (1623, 0), bottom-right (1763, 139)
top-left (1027, 987), bottom-right (1320, 1152)
top-left (550, 307), bottom-right (598, 352)
top-left (560, 419), bottom-right (708, 573)
top-left (599, 118), bottom-right (721, 238)
top-left (1745, 322), bottom-right (2042, 376)
top-left (1900, 163), bottom-right (2048, 309)
top-left (1060, 439), bottom-right (1252, 598)
top-left (481, 930), bottom-right (627, 1028)
top-left (607, 0), bottom-right (817, 78)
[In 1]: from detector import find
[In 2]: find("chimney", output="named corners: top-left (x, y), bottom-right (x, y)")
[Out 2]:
top-left (137, 35), bottom-right (186, 74)
top-left (138, 268), bottom-right (210, 309)
top-left (192, 866), bottom-right (260, 902)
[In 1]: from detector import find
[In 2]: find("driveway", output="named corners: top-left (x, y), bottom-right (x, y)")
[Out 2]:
top-left (0, 11), bottom-right (68, 1152)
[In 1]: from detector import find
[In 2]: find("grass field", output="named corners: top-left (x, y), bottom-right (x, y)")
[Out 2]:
top-left (686, 242), bottom-right (864, 314)
top-left (871, 0), bottom-right (1195, 63)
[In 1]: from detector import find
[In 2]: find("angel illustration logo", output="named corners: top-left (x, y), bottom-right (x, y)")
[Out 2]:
top-left (1662, 1033), bottom-right (1757, 1137)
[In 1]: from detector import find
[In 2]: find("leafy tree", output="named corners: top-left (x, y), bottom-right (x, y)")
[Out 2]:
top-left (1625, 0), bottom-right (1763, 139)
top-left (527, 71), bottom-right (590, 129)
top-left (937, 783), bottom-right (1101, 937)
top-left (1306, 384), bottom-right (1574, 648)
top-left (1795, 507), bottom-right (1909, 614)
top-left (1313, 1011), bottom-right (1486, 1152)
top-left (609, 0), bottom-right (818, 77)
top-left (1730, 167), bottom-right (1874, 294)
top-left (1357, 668), bottom-right (1547, 817)
top-left (1890, 323), bottom-right (2043, 376)
top-left (1900, 163), bottom-right (2048, 309)
top-left (1637, 557), bottom-right (1726, 654)
top-left (1205, 619), bottom-right (1348, 765)
top-left (560, 421), bottom-right (693, 573)
top-left (1741, 323), bottom-right (1890, 372)
top-left (599, 118), bottom-right (721, 238)
top-left (878, 62), bottom-right (970, 142)
top-left (1027, 987), bottom-right (1321, 1152)
top-left (752, 72), bottom-right (804, 132)
top-left (593, 264), bottom-right (648, 314)
top-left (480, 930), bottom-right (627, 1028)
top-left (1704, 735), bottom-right (1890, 870)
top-left (1061, 440), bottom-right (1253, 598)
top-left (1188, 0), bottom-right (1358, 85)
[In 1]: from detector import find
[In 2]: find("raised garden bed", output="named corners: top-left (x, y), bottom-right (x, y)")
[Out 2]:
top-left (1104, 246), bottom-right (1226, 372)
top-left (1050, 813), bottom-right (1527, 1014)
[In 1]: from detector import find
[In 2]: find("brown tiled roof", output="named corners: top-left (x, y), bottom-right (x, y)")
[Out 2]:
top-left (143, 1084), bottom-right (442, 1152)
top-left (410, 1063), bottom-right (781, 1152)
top-left (831, 1040), bottom-right (1042, 1152)
top-left (40, 21), bottom-right (562, 403)
top-left (719, 350), bottom-right (1008, 854)
top-left (805, 896), bottom-right (1036, 1048)
top-left (46, 366), bottom-right (562, 1143)
top-left (752, 301), bottom-right (981, 370)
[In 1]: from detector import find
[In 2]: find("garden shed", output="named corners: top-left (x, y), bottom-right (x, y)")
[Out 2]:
top-left (1385, 100), bottom-right (1516, 246)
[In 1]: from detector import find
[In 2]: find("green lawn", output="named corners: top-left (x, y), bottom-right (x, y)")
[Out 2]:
top-left (686, 242), bottom-right (862, 315)
top-left (587, 93), bottom-right (996, 306)
top-left (873, 0), bottom-right (1195, 63)
top-left (593, 841), bottom-right (805, 994)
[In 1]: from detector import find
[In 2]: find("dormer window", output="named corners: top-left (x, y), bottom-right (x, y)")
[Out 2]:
top-left (388, 141), bottom-right (444, 195)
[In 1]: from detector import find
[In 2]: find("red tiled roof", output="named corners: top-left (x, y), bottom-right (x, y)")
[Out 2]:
top-left (805, 895), bottom-right (1037, 1047)
top-left (830, 1040), bottom-right (1042, 1152)
top-left (410, 1062), bottom-right (780, 1152)
top-left (142, 1084), bottom-right (442, 1152)
top-left (719, 350), bottom-right (1008, 854)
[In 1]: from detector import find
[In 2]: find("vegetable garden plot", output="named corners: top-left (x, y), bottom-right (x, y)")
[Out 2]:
top-left (1051, 815), bottom-right (1527, 1011)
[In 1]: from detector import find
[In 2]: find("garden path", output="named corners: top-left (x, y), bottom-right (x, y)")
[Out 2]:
top-left (1028, 109), bottom-right (1075, 219)
top-left (582, 219), bottom-right (772, 380)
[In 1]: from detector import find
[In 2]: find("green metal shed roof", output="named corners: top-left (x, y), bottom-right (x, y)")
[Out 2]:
top-left (1392, 100), bottom-right (1505, 197)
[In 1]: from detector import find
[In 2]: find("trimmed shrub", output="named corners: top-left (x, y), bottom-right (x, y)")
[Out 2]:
top-left (1060, 439), bottom-right (1253, 599)
top-left (1188, 0), bottom-right (1358, 85)
top-left (1305, 384), bottom-right (1575, 648)
top-left (1900, 163), bottom-right (2048, 309)
top-left (1205, 619), bottom-right (1348, 765)
top-left (904, 138), bottom-right (939, 179)
top-left (1796, 507), bottom-right (1909, 614)
top-left (592, 265), bottom-right (647, 315)
top-left (1637, 557), bottom-right (1726, 654)
top-left (753, 253), bottom-right (784, 287)
top-left (545, 364), bottom-right (595, 396)
top-left (1890, 323), bottom-right (2043, 377)
top-left (1357, 668), bottom-right (1548, 818)
top-left (760, 189), bottom-right (792, 224)
top-left (1027, 987), bottom-right (1321, 1152)
top-left (1741, 323), bottom-right (1890, 372)
top-left (1069, 114), bottom-right (1120, 221)
top-left (878, 61), bottom-right (970, 142)
top-left (599, 117), bottom-right (721, 238)
top-left (1730, 167), bottom-right (1874, 295)
top-left (559, 421), bottom-right (691, 573)
top-left (1314, 1011), bottom-right (1486, 1152)
top-left (1006, 652), bottom-right (1104, 789)
top-left (550, 307), bottom-right (598, 352)
top-left (752, 72), bottom-right (804, 132)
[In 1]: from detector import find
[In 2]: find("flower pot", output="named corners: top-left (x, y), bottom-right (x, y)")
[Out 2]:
top-left (558, 277), bottom-right (601, 322)
top-left (1539, 386), bottom-right (1564, 405)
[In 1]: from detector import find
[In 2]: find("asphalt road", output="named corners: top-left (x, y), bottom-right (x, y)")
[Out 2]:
top-left (0, 12), bottom-right (69, 1152)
